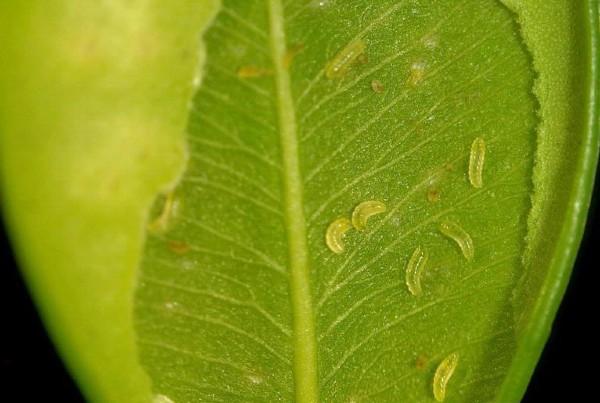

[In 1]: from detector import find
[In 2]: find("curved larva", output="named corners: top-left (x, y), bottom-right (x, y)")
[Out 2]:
top-left (351, 200), bottom-right (386, 231)
top-left (326, 217), bottom-right (353, 254)
top-left (439, 220), bottom-right (474, 260)
top-left (405, 246), bottom-right (429, 296)
top-left (148, 191), bottom-right (179, 233)
top-left (433, 352), bottom-right (459, 402)
top-left (326, 39), bottom-right (366, 79)
top-left (468, 137), bottom-right (486, 188)
top-left (167, 240), bottom-right (190, 255)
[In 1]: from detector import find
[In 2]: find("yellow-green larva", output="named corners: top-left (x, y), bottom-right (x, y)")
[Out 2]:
top-left (433, 352), bottom-right (459, 402)
top-left (326, 217), bottom-right (353, 254)
top-left (405, 246), bottom-right (429, 296)
top-left (148, 191), bottom-right (179, 233)
top-left (325, 39), bottom-right (366, 79)
top-left (468, 137), bottom-right (486, 188)
top-left (351, 200), bottom-right (386, 231)
top-left (439, 220), bottom-right (474, 260)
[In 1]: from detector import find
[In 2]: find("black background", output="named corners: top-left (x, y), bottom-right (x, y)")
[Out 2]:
top-left (1, 181), bottom-right (597, 402)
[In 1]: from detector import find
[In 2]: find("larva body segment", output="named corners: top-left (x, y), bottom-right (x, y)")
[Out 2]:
top-left (468, 137), bottom-right (486, 188)
top-left (326, 217), bottom-right (353, 254)
top-left (405, 246), bottom-right (429, 296)
top-left (325, 39), bottom-right (366, 79)
top-left (433, 352), bottom-right (459, 402)
top-left (439, 220), bottom-right (474, 260)
top-left (351, 200), bottom-right (386, 231)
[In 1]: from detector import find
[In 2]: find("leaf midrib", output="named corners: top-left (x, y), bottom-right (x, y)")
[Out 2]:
top-left (267, 1), bottom-right (319, 402)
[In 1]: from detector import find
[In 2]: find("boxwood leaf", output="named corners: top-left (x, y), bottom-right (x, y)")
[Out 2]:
top-left (135, 1), bottom-right (540, 401)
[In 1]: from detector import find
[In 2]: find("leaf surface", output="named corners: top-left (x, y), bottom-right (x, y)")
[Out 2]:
top-left (134, 1), bottom-right (538, 402)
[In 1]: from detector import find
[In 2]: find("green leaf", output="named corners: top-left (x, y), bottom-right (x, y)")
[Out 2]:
top-left (132, 1), bottom-right (596, 402)
top-left (0, 1), bottom-right (597, 402)
top-left (0, 1), bottom-right (219, 402)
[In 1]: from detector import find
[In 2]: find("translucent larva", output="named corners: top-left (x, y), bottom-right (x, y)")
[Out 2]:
top-left (468, 137), bottom-right (486, 188)
top-left (351, 200), bottom-right (386, 231)
top-left (326, 217), bottom-right (353, 254)
top-left (439, 220), bottom-right (474, 261)
top-left (325, 39), bottom-right (366, 79)
top-left (371, 79), bottom-right (385, 93)
top-left (433, 352), bottom-right (459, 402)
top-left (405, 246), bottom-right (429, 296)
top-left (148, 191), bottom-right (179, 233)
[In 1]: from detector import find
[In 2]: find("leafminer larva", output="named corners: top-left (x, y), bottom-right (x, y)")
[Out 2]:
top-left (325, 39), bottom-right (366, 79)
top-left (433, 352), bottom-right (459, 402)
top-left (439, 220), bottom-right (474, 261)
top-left (326, 217), bottom-right (353, 254)
top-left (148, 191), bottom-right (179, 233)
top-left (468, 137), bottom-right (486, 188)
top-left (351, 200), bottom-right (386, 231)
top-left (405, 246), bottom-right (429, 296)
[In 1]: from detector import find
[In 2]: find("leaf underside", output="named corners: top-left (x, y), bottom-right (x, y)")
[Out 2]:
top-left (135, 1), bottom-right (536, 402)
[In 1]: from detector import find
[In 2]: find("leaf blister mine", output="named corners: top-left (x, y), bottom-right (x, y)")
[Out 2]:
top-left (134, 1), bottom-right (537, 401)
